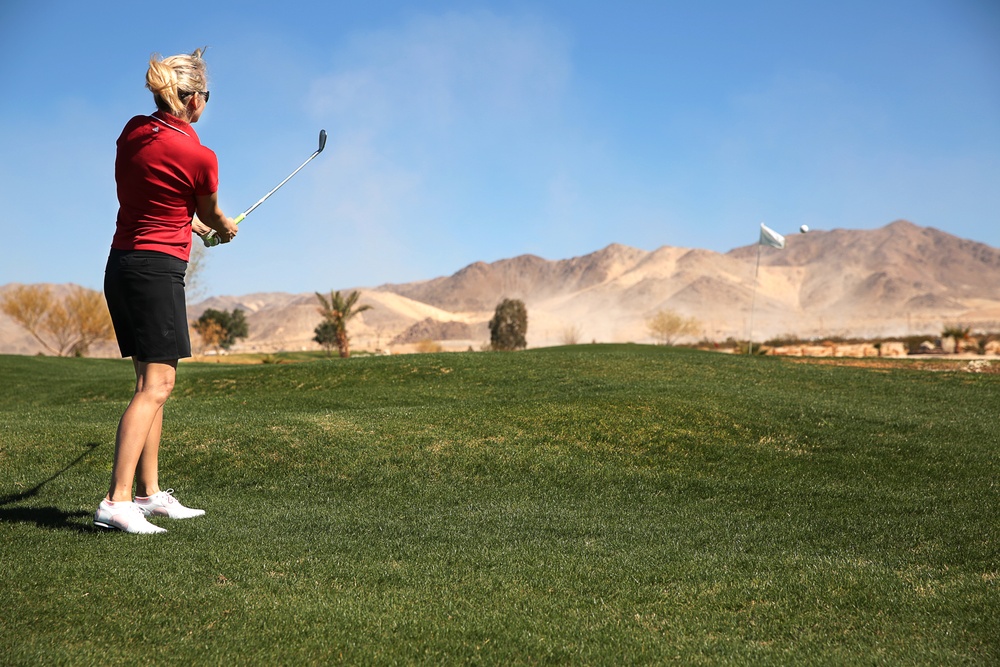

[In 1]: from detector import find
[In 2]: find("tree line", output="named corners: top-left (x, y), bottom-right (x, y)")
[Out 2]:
top-left (10, 282), bottom-right (981, 357)
top-left (0, 286), bottom-right (532, 357)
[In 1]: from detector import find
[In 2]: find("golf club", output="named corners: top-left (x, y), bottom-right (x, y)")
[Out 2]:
top-left (202, 129), bottom-right (327, 247)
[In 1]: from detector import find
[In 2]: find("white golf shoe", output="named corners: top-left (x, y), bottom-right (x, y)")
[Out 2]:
top-left (94, 499), bottom-right (167, 534)
top-left (134, 489), bottom-right (205, 520)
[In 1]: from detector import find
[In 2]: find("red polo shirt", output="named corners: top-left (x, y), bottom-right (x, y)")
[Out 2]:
top-left (111, 111), bottom-right (219, 261)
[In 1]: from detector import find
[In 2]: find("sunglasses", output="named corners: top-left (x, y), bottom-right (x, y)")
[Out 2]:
top-left (181, 90), bottom-right (210, 103)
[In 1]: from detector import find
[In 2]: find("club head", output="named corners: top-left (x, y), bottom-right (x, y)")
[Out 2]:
top-left (318, 129), bottom-right (327, 153)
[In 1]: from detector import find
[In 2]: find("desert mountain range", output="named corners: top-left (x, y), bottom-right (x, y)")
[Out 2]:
top-left (3, 220), bottom-right (999, 356)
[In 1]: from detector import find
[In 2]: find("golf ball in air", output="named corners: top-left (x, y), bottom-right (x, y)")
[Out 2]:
top-left (800, 225), bottom-right (809, 233)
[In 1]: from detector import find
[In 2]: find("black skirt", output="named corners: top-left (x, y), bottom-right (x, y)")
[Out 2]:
top-left (104, 250), bottom-right (191, 362)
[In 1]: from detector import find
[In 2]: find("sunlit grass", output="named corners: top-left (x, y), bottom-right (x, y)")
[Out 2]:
top-left (1, 346), bottom-right (997, 664)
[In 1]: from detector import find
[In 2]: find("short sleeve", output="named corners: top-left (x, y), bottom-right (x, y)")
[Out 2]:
top-left (193, 146), bottom-right (219, 196)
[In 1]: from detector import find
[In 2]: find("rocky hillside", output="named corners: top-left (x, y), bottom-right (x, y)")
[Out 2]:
top-left (373, 220), bottom-right (1000, 347)
top-left (3, 221), bottom-right (999, 356)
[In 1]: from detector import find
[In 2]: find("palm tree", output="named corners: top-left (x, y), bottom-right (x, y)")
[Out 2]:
top-left (942, 325), bottom-right (971, 354)
top-left (314, 290), bottom-right (373, 358)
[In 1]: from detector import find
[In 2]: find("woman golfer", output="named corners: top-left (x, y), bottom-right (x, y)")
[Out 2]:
top-left (95, 49), bottom-right (238, 534)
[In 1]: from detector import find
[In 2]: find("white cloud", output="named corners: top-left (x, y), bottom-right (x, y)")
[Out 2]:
top-left (308, 11), bottom-right (570, 132)
top-left (288, 11), bottom-right (576, 285)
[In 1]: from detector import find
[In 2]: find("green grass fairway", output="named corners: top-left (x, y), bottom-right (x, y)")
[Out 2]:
top-left (1, 346), bottom-right (997, 664)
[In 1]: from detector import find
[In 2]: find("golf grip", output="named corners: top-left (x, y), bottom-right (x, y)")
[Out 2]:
top-left (201, 213), bottom-right (246, 247)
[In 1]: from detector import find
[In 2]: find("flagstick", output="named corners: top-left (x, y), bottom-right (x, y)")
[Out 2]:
top-left (748, 223), bottom-right (786, 355)
top-left (747, 241), bottom-right (762, 355)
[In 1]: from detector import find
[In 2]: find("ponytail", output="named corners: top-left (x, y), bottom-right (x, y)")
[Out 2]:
top-left (145, 48), bottom-right (208, 117)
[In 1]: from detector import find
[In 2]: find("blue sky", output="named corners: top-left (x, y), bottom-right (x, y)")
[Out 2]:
top-left (2, 0), bottom-right (998, 297)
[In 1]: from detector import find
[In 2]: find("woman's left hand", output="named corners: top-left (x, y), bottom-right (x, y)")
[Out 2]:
top-left (192, 215), bottom-right (212, 237)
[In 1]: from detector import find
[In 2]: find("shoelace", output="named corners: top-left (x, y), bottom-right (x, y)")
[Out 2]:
top-left (137, 490), bottom-right (177, 506)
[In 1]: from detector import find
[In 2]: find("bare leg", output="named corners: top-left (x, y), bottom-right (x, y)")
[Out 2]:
top-left (135, 405), bottom-right (163, 498)
top-left (106, 359), bottom-right (177, 503)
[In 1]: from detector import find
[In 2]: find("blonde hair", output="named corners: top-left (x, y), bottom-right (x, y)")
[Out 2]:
top-left (145, 48), bottom-right (209, 117)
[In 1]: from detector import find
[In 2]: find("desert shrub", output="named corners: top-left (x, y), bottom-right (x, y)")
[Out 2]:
top-left (646, 309), bottom-right (700, 345)
top-left (561, 325), bottom-right (582, 346)
top-left (416, 339), bottom-right (444, 354)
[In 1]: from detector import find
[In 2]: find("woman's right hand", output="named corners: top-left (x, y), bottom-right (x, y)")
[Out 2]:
top-left (196, 193), bottom-right (239, 244)
top-left (215, 216), bottom-right (239, 243)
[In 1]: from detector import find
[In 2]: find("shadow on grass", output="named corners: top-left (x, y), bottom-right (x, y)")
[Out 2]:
top-left (0, 505), bottom-right (94, 531)
top-left (0, 442), bottom-right (101, 532)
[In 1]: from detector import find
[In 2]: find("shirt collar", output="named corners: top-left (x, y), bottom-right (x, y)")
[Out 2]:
top-left (150, 110), bottom-right (197, 139)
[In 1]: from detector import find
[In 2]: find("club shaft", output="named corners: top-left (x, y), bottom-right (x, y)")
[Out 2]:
top-left (203, 129), bottom-right (326, 247)
top-left (239, 149), bottom-right (322, 220)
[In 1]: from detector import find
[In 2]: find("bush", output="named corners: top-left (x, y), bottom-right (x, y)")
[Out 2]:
top-left (489, 299), bottom-right (528, 351)
top-left (415, 339), bottom-right (444, 354)
top-left (194, 308), bottom-right (248, 352)
top-left (647, 309), bottom-right (700, 345)
top-left (313, 320), bottom-right (339, 357)
top-left (561, 325), bottom-right (582, 346)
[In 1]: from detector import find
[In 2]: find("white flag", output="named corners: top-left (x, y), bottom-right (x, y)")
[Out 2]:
top-left (759, 223), bottom-right (785, 249)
